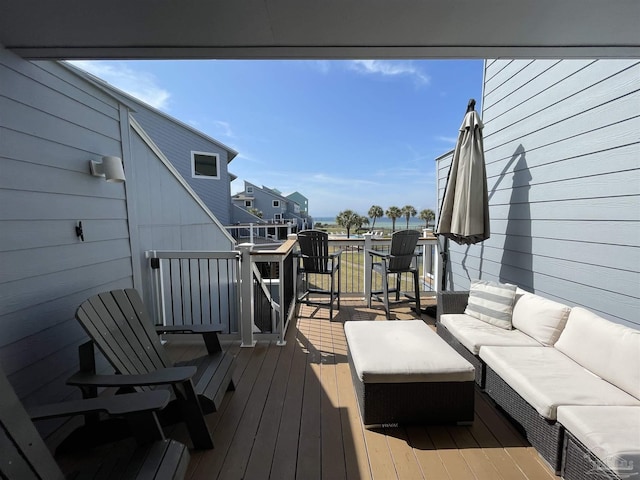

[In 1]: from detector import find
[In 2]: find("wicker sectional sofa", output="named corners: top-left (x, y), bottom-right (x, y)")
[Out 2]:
top-left (436, 288), bottom-right (640, 476)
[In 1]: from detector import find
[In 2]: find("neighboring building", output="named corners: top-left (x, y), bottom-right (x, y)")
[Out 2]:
top-left (232, 181), bottom-right (310, 229)
top-left (285, 191), bottom-right (312, 229)
top-left (66, 64), bottom-right (239, 225)
top-left (0, 48), bottom-right (237, 422)
top-left (436, 59), bottom-right (640, 329)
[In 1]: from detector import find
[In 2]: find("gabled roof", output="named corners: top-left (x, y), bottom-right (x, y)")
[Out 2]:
top-left (61, 61), bottom-right (239, 162)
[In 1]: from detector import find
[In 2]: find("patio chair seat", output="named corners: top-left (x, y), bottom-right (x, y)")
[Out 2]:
top-left (69, 288), bottom-right (235, 450)
top-left (297, 229), bottom-right (341, 320)
top-left (367, 229), bottom-right (421, 319)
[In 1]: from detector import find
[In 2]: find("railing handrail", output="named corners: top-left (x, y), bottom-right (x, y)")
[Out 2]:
top-left (248, 237), bottom-right (298, 258)
top-left (146, 250), bottom-right (240, 260)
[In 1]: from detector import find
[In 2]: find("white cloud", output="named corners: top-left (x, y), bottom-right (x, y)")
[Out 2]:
top-left (349, 60), bottom-right (430, 85)
top-left (436, 135), bottom-right (459, 144)
top-left (309, 60), bottom-right (331, 74)
top-left (69, 61), bottom-right (171, 110)
top-left (214, 120), bottom-right (235, 138)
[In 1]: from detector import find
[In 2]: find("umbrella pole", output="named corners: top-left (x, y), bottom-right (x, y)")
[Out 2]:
top-left (429, 99), bottom-right (477, 317)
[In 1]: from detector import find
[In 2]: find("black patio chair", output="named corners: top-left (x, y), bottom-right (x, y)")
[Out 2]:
top-left (368, 229), bottom-right (421, 319)
top-left (297, 229), bottom-right (341, 320)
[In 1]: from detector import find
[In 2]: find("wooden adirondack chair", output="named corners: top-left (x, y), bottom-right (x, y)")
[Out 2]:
top-left (0, 364), bottom-right (190, 479)
top-left (69, 288), bottom-right (235, 450)
top-left (367, 229), bottom-right (422, 319)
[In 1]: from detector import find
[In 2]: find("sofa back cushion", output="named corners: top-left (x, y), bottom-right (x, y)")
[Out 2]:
top-left (464, 280), bottom-right (517, 330)
top-left (511, 291), bottom-right (571, 346)
top-left (555, 307), bottom-right (640, 399)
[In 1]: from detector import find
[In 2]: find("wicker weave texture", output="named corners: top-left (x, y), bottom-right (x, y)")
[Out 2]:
top-left (436, 323), bottom-right (485, 387)
top-left (485, 366), bottom-right (564, 473)
top-left (348, 353), bottom-right (474, 426)
top-left (437, 291), bottom-right (470, 322)
top-left (562, 432), bottom-right (623, 480)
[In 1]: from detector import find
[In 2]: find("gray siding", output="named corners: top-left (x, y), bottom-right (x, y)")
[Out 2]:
top-left (437, 59), bottom-right (640, 328)
top-left (128, 106), bottom-right (233, 224)
top-left (127, 121), bottom-right (236, 308)
top-left (0, 49), bottom-right (133, 409)
top-left (80, 80), bottom-right (236, 226)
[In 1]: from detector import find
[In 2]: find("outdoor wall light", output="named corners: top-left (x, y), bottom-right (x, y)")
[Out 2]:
top-left (89, 156), bottom-right (126, 182)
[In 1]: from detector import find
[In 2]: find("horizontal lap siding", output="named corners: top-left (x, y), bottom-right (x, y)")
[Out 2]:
top-left (129, 129), bottom-right (236, 315)
top-left (0, 51), bottom-right (133, 415)
top-left (114, 99), bottom-right (233, 225)
top-left (440, 59), bottom-right (640, 328)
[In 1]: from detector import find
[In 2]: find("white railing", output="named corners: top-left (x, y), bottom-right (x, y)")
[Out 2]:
top-left (146, 239), bottom-right (298, 348)
top-left (226, 222), bottom-right (296, 243)
top-left (144, 232), bottom-right (439, 348)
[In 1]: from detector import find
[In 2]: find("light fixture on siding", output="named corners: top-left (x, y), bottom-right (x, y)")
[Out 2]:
top-left (89, 156), bottom-right (126, 182)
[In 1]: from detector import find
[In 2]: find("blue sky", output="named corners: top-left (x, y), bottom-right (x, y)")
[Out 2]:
top-left (71, 60), bottom-right (483, 217)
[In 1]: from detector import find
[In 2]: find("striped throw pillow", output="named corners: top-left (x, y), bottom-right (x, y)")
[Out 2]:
top-left (465, 280), bottom-right (517, 330)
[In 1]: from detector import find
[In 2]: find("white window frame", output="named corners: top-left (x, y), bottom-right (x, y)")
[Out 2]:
top-left (191, 151), bottom-right (220, 179)
top-left (245, 200), bottom-right (253, 207)
top-left (246, 186), bottom-right (254, 193)
top-left (274, 213), bottom-right (282, 221)
top-left (273, 200), bottom-right (280, 208)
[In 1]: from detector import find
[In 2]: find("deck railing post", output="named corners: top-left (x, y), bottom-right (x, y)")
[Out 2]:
top-left (238, 243), bottom-right (257, 347)
top-left (249, 223), bottom-right (254, 244)
top-left (363, 232), bottom-right (373, 301)
top-left (147, 251), bottom-right (166, 326)
top-left (422, 229), bottom-right (433, 285)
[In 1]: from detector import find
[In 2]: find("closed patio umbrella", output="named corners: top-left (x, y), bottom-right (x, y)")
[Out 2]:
top-left (437, 99), bottom-right (490, 245)
top-left (436, 99), bottom-right (489, 291)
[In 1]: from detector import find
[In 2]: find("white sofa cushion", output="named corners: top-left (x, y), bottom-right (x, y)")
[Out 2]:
top-left (480, 346), bottom-right (640, 420)
top-left (511, 291), bottom-right (570, 346)
top-left (558, 405), bottom-right (640, 476)
top-left (464, 280), bottom-right (517, 330)
top-left (344, 320), bottom-right (475, 383)
top-left (440, 313), bottom-right (540, 355)
top-left (555, 307), bottom-right (640, 399)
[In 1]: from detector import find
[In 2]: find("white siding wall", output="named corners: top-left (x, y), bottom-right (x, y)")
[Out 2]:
top-left (0, 48), bottom-right (133, 409)
top-left (437, 59), bottom-right (640, 328)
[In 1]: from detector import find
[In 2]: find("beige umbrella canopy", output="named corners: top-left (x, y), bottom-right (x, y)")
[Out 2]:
top-left (437, 99), bottom-right (490, 245)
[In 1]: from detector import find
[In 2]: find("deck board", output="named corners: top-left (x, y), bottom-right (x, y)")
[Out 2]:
top-left (51, 298), bottom-right (561, 480)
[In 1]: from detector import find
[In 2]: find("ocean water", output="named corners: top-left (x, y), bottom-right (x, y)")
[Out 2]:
top-left (313, 216), bottom-right (430, 230)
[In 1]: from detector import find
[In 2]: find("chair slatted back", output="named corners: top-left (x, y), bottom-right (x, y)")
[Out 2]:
top-left (388, 230), bottom-right (420, 272)
top-left (298, 230), bottom-right (330, 273)
top-left (76, 289), bottom-right (174, 381)
top-left (0, 365), bottom-right (64, 480)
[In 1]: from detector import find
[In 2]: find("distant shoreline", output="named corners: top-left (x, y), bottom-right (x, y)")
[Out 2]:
top-left (313, 216), bottom-right (429, 230)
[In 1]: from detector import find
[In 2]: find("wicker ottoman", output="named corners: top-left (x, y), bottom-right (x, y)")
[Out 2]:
top-left (344, 320), bottom-right (475, 426)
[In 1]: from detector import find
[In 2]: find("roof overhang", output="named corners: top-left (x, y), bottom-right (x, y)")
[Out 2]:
top-left (1, 0), bottom-right (639, 60)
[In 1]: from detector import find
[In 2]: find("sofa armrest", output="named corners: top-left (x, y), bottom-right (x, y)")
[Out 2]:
top-left (437, 291), bottom-right (470, 322)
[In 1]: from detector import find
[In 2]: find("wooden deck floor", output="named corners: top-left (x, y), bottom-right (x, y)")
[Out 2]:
top-left (160, 298), bottom-right (560, 480)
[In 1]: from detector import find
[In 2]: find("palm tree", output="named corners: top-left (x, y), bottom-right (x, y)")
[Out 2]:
top-left (367, 205), bottom-right (384, 232)
top-left (336, 209), bottom-right (359, 238)
top-left (385, 206), bottom-right (402, 232)
top-left (402, 205), bottom-right (417, 229)
top-left (354, 215), bottom-right (369, 233)
top-left (247, 207), bottom-right (263, 218)
top-left (419, 208), bottom-right (436, 229)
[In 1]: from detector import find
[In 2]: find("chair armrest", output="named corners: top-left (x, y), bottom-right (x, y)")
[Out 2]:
top-left (366, 249), bottom-right (390, 259)
top-left (67, 366), bottom-right (197, 388)
top-left (437, 291), bottom-right (470, 321)
top-left (27, 390), bottom-right (171, 421)
top-left (156, 324), bottom-right (224, 335)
